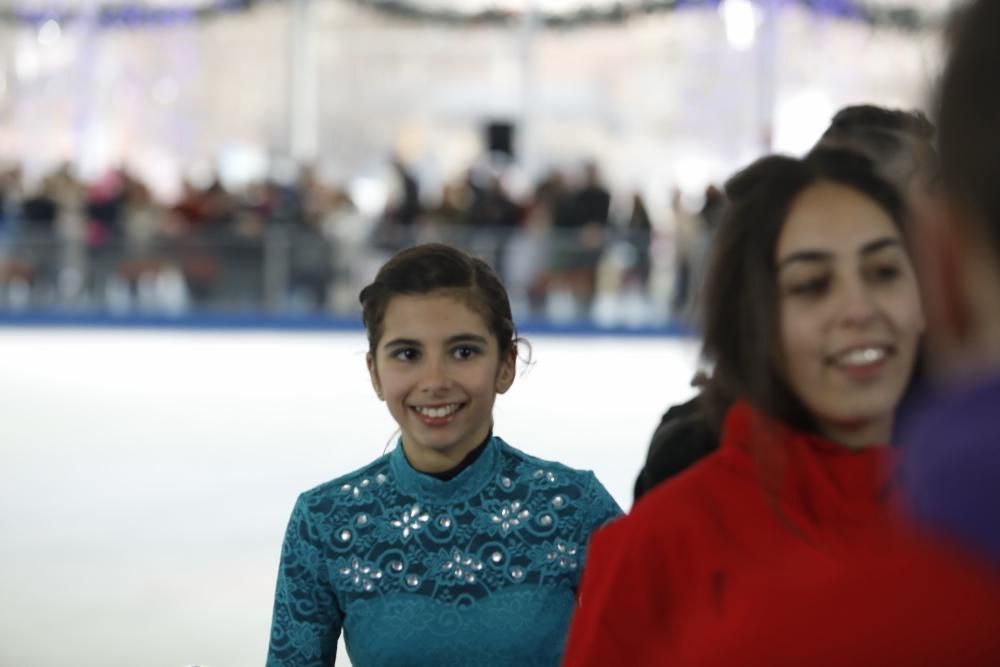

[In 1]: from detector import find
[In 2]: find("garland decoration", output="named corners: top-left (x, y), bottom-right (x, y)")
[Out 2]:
top-left (0, 0), bottom-right (946, 31)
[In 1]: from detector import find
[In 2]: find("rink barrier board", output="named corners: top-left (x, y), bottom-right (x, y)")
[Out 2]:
top-left (0, 310), bottom-right (696, 338)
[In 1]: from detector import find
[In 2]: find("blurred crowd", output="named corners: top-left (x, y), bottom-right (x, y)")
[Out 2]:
top-left (0, 157), bottom-right (720, 326)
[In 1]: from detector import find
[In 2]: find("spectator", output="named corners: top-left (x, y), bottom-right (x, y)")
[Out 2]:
top-left (564, 148), bottom-right (930, 664)
top-left (635, 105), bottom-right (940, 503)
top-left (547, 162), bottom-right (613, 317)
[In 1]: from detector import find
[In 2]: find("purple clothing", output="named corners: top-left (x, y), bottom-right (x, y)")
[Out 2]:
top-left (901, 373), bottom-right (1000, 565)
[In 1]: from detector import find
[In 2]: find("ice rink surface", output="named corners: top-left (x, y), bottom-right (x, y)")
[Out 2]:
top-left (0, 328), bottom-right (699, 666)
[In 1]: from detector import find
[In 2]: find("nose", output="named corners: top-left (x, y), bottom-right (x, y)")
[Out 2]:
top-left (837, 278), bottom-right (879, 329)
top-left (418, 355), bottom-right (453, 393)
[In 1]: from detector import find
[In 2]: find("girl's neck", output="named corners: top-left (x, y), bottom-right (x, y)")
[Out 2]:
top-left (401, 422), bottom-right (494, 474)
top-left (819, 416), bottom-right (893, 450)
top-left (423, 433), bottom-right (493, 481)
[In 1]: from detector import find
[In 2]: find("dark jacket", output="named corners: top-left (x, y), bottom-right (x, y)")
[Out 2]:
top-left (633, 395), bottom-right (718, 503)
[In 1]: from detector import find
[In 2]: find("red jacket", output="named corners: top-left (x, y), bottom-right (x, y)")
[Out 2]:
top-left (563, 401), bottom-right (1000, 666)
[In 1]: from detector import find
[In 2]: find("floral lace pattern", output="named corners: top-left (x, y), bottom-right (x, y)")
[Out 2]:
top-left (267, 437), bottom-right (622, 667)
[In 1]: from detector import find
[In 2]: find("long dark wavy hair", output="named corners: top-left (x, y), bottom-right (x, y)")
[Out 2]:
top-left (698, 147), bottom-right (908, 437)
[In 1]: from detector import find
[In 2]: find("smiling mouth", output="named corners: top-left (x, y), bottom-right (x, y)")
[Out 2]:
top-left (829, 346), bottom-right (892, 367)
top-left (825, 345), bottom-right (897, 381)
top-left (411, 403), bottom-right (464, 419)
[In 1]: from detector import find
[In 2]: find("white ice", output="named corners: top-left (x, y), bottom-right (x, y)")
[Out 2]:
top-left (0, 328), bottom-right (700, 667)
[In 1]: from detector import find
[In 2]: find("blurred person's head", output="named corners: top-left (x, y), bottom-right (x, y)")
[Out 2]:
top-left (817, 104), bottom-right (937, 204)
top-left (358, 244), bottom-right (521, 471)
top-left (701, 184), bottom-right (726, 229)
top-left (582, 162), bottom-right (602, 186)
top-left (700, 148), bottom-right (924, 448)
top-left (920, 0), bottom-right (1000, 382)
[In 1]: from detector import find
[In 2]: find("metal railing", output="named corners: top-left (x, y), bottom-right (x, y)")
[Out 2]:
top-left (0, 219), bottom-right (683, 327)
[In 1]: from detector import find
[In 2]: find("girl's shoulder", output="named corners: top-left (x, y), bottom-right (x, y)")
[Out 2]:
top-left (298, 452), bottom-right (395, 503)
top-left (493, 437), bottom-right (623, 520)
top-left (493, 436), bottom-right (602, 487)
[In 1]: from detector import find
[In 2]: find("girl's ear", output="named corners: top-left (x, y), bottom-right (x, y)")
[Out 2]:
top-left (495, 348), bottom-right (517, 395)
top-left (367, 353), bottom-right (384, 400)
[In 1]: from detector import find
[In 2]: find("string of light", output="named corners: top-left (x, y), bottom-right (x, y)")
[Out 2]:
top-left (0, 0), bottom-right (946, 31)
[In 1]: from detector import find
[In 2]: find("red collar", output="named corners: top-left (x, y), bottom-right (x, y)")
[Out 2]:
top-left (717, 401), bottom-right (900, 528)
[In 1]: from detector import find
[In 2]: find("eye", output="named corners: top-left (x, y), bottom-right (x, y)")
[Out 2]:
top-left (787, 275), bottom-right (830, 298)
top-left (452, 345), bottom-right (482, 360)
top-left (390, 347), bottom-right (420, 362)
top-left (869, 263), bottom-right (902, 283)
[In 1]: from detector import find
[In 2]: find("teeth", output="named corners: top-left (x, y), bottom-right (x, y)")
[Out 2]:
top-left (837, 347), bottom-right (887, 366)
top-left (415, 404), bottom-right (460, 418)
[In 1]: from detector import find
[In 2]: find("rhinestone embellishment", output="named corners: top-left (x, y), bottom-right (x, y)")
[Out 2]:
top-left (490, 501), bottom-right (531, 534)
top-left (338, 557), bottom-right (382, 591)
top-left (442, 549), bottom-right (483, 583)
top-left (391, 504), bottom-right (430, 540)
top-left (340, 480), bottom-right (370, 499)
top-left (548, 541), bottom-right (580, 570)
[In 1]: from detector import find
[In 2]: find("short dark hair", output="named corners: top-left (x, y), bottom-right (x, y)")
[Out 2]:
top-left (699, 147), bottom-right (907, 434)
top-left (817, 104), bottom-right (938, 194)
top-left (359, 243), bottom-right (519, 360)
top-left (937, 0), bottom-right (1000, 265)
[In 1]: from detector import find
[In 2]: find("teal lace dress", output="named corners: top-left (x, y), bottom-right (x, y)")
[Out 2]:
top-left (267, 436), bottom-right (622, 666)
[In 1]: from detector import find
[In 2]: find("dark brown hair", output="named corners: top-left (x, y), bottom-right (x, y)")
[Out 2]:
top-left (817, 104), bottom-right (938, 195)
top-left (937, 0), bottom-right (1000, 264)
top-left (698, 147), bottom-right (907, 435)
top-left (359, 243), bottom-right (519, 360)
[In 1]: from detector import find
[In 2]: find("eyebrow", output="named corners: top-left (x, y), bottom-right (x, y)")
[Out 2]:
top-left (382, 333), bottom-right (490, 349)
top-left (777, 236), bottom-right (903, 270)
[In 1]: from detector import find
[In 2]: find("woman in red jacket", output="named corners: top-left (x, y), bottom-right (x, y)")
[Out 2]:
top-left (563, 147), bottom-right (945, 665)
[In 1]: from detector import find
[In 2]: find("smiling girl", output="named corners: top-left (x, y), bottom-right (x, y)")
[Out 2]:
top-left (562, 147), bottom-right (929, 665)
top-left (267, 244), bottom-right (621, 667)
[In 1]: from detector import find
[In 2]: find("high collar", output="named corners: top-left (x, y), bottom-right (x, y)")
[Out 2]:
top-left (389, 435), bottom-right (503, 503)
top-left (717, 401), bottom-right (899, 529)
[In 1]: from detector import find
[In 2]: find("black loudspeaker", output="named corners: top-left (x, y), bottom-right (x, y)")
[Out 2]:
top-left (485, 121), bottom-right (515, 158)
